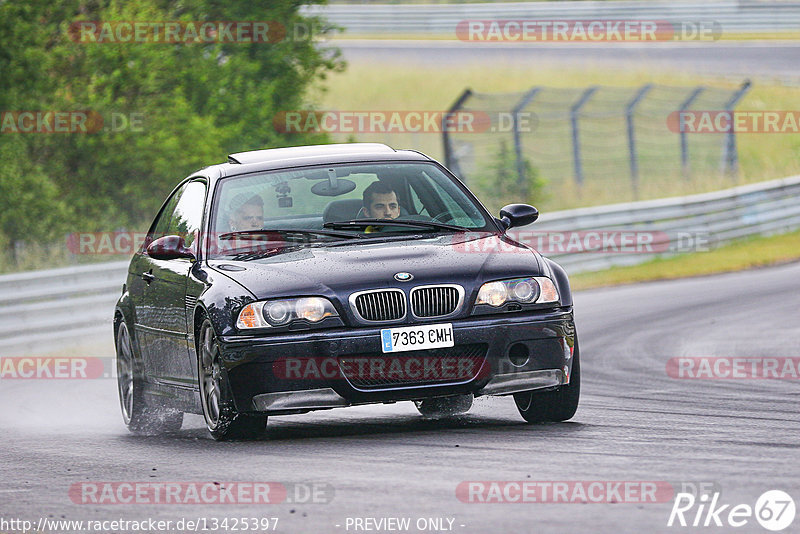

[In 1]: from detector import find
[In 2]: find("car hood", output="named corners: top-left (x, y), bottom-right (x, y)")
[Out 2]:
top-left (207, 232), bottom-right (544, 300)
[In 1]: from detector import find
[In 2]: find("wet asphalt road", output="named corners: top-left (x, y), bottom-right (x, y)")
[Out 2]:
top-left (1, 261), bottom-right (798, 533)
top-left (333, 40), bottom-right (800, 80)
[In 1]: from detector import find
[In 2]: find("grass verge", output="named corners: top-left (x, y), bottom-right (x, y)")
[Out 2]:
top-left (570, 228), bottom-right (800, 290)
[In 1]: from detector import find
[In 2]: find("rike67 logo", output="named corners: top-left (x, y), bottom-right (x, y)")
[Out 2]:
top-left (668, 490), bottom-right (795, 531)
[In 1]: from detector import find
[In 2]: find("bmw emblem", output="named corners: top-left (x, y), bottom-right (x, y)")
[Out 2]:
top-left (394, 272), bottom-right (414, 282)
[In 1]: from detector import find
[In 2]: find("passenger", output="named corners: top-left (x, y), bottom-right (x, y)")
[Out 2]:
top-left (227, 194), bottom-right (264, 232)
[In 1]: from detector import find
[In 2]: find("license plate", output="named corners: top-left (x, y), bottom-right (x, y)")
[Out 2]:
top-left (380, 323), bottom-right (454, 353)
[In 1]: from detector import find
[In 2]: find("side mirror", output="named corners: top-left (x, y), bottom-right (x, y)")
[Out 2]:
top-left (499, 204), bottom-right (539, 229)
top-left (147, 235), bottom-right (195, 260)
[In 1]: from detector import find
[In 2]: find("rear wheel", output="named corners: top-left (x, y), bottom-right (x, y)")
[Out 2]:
top-left (514, 343), bottom-right (580, 423)
top-left (198, 319), bottom-right (267, 440)
top-left (415, 394), bottom-right (473, 417)
top-left (116, 320), bottom-right (183, 434)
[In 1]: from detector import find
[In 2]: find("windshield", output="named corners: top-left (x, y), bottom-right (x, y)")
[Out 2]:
top-left (207, 161), bottom-right (492, 259)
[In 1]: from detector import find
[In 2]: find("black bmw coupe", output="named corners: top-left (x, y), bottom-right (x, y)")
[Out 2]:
top-left (114, 143), bottom-right (580, 440)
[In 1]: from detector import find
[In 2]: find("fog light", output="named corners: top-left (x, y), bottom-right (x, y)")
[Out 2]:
top-left (508, 343), bottom-right (530, 367)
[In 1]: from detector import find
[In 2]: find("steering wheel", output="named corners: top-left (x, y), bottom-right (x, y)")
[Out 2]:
top-left (431, 211), bottom-right (455, 223)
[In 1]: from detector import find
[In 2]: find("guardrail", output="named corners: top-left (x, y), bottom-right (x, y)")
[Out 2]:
top-left (1, 173), bottom-right (799, 355)
top-left (534, 173), bottom-right (800, 273)
top-left (0, 261), bottom-right (128, 356)
top-left (302, 1), bottom-right (800, 34)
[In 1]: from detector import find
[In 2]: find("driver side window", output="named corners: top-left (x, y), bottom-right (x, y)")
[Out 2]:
top-left (167, 181), bottom-right (206, 248)
top-left (150, 184), bottom-right (186, 242)
top-left (148, 181), bottom-right (207, 249)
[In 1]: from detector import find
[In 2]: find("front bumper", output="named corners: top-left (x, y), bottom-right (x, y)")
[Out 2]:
top-left (219, 309), bottom-right (576, 414)
top-left (250, 368), bottom-right (564, 413)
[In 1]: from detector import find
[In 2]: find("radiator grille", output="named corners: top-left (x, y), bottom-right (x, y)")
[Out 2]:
top-left (352, 289), bottom-right (406, 322)
top-left (411, 285), bottom-right (462, 318)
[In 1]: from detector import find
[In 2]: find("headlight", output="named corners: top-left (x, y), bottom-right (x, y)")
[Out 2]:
top-left (236, 297), bottom-right (338, 329)
top-left (475, 281), bottom-right (508, 307)
top-left (475, 277), bottom-right (559, 307)
top-left (536, 277), bottom-right (559, 304)
top-left (264, 301), bottom-right (291, 324)
top-left (295, 297), bottom-right (327, 322)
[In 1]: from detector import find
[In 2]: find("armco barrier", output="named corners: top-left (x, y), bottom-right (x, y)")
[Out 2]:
top-left (0, 261), bottom-right (128, 355)
top-left (0, 174), bottom-right (798, 355)
top-left (533, 173), bottom-right (800, 272)
top-left (302, 1), bottom-right (800, 35)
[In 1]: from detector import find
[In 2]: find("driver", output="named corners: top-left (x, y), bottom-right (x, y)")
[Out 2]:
top-left (362, 181), bottom-right (400, 220)
top-left (227, 194), bottom-right (264, 232)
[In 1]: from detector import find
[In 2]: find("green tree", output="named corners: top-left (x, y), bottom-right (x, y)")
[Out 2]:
top-left (0, 0), bottom-right (343, 265)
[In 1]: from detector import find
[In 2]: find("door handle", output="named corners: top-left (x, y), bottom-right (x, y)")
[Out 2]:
top-left (141, 271), bottom-right (155, 283)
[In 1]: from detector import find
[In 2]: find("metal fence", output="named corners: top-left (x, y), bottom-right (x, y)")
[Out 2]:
top-left (302, 1), bottom-right (800, 34)
top-left (1, 173), bottom-right (799, 356)
top-left (442, 82), bottom-right (751, 207)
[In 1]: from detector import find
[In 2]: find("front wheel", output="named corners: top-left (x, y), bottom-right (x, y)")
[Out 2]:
top-left (198, 319), bottom-right (267, 440)
top-left (514, 342), bottom-right (580, 423)
top-left (116, 320), bottom-right (183, 434)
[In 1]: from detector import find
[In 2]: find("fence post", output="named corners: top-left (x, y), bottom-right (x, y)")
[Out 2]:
top-left (626, 84), bottom-right (653, 200)
top-left (442, 88), bottom-right (473, 180)
top-left (512, 87), bottom-right (541, 201)
top-left (12, 240), bottom-right (23, 270)
top-left (677, 86), bottom-right (705, 180)
top-left (721, 80), bottom-right (751, 179)
top-left (570, 86), bottom-right (598, 188)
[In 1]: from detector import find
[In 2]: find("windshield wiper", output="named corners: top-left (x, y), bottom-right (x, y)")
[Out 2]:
top-left (229, 246), bottom-right (301, 262)
top-left (219, 229), bottom-right (362, 241)
top-left (323, 218), bottom-right (467, 232)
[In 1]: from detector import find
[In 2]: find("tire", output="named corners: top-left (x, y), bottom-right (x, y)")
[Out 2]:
top-left (116, 319), bottom-right (183, 434)
top-left (198, 319), bottom-right (267, 440)
top-left (514, 342), bottom-right (581, 423)
top-left (415, 394), bottom-right (473, 417)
